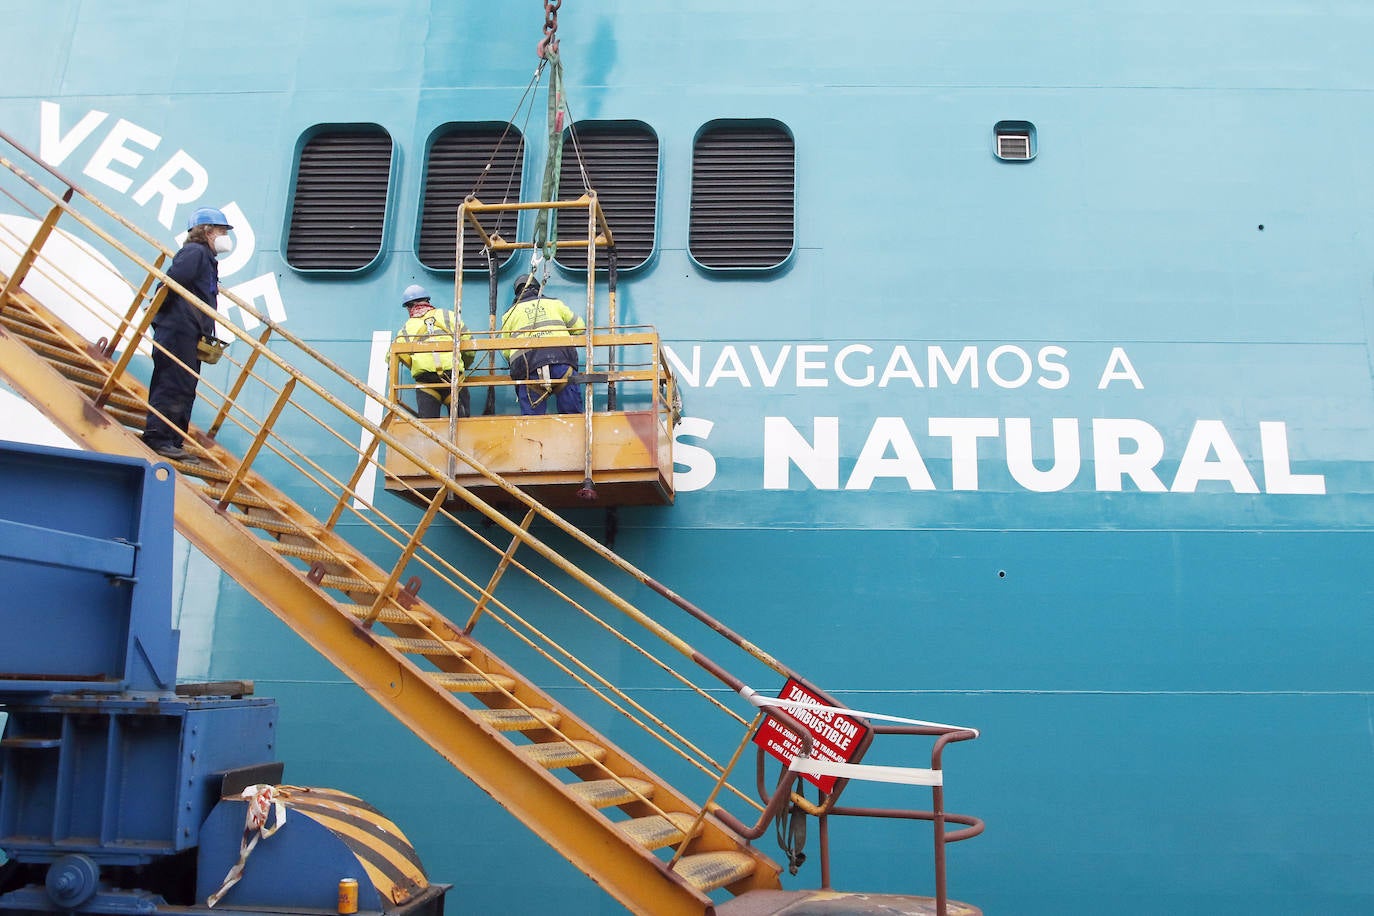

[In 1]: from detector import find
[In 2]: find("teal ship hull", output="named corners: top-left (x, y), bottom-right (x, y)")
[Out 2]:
top-left (2, 2), bottom-right (1372, 912)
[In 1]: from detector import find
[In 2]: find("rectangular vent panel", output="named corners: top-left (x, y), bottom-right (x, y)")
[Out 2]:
top-left (419, 126), bottom-right (524, 271)
top-left (690, 124), bottom-right (795, 269)
top-left (286, 130), bottom-right (392, 271)
top-left (554, 125), bottom-right (658, 272)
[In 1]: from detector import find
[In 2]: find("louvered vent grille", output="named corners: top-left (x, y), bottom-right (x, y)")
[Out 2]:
top-left (997, 133), bottom-right (1031, 160)
top-left (554, 125), bottom-right (658, 271)
top-left (285, 129), bottom-right (392, 270)
top-left (689, 123), bottom-right (795, 269)
top-left (419, 126), bottom-right (525, 271)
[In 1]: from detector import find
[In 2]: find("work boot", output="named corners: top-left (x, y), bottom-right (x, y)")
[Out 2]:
top-left (151, 443), bottom-right (199, 464)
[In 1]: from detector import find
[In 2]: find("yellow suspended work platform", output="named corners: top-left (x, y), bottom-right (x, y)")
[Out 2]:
top-left (384, 192), bottom-right (681, 510)
top-left (0, 127), bottom-right (983, 916)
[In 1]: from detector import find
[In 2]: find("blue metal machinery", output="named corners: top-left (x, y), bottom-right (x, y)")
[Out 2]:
top-left (0, 442), bottom-right (446, 915)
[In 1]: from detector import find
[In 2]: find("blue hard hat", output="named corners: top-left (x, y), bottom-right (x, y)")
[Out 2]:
top-left (401, 284), bottom-right (431, 307)
top-left (186, 206), bottom-right (233, 231)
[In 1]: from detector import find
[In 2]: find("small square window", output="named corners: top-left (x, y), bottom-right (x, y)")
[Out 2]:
top-left (994, 120), bottom-right (1037, 162)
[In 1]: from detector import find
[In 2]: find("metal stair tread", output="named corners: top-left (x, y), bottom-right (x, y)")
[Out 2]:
top-left (518, 739), bottom-right (607, 769)
top-left (14, 335), bottom-right (101, 365)
top-left (46, 359), bottom-right (146, 413)
top-left (0, 310), bottom-right (55, 334)
top-left (228, 511), bottom-right (309, 536)
top-left (4, 323), bottom-right (69, 349)
top-left (67, 377), bottom-right (146, 412)
top-left (567, 777), bottom-right (656, 808)
top-left (270, 541), bottom-right (348, 564)
top-left (197, 484), bottom-right (276, 510)
top-left (0, 322), bottom-right (69, 351)
top-left (157, 452), bottom-right (214, 471)
top-left (381, 636), bottom-right (473, 658)
top-left (0, 316), bottom-right (81, 349)
top-left (617, 811), bottom-right (700, 850)
top-left (341, 604), bottom-right (430, 626)
top-left (53, 363), bottom-right (106, 385)
top-left (94, 402), bottom-right (147, 429)
top-left (316, 572), bottom-right (380, 594)
top-left (474, 706), bottom-right (560, 731)
top-left (430, 671), bottom-right (516, 693)
top-left (671, 850), bottom-right (759, 894)
top-left (174, 462), bottom-right (236, 483)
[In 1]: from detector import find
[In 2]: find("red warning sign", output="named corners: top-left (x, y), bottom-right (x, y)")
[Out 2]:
top-left (752, 678), bottom-right (870, 792)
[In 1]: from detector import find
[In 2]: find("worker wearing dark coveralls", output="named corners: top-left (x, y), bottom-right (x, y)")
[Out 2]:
top-left (141, 206), bottom-right (231, 463)
top-left (391, 284), bottom-right (473, 419)
top-left (499, 276), bottom-right (585, 415)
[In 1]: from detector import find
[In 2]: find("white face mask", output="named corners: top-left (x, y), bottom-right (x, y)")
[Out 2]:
top-left (213, 233), bottom-right (233, 255)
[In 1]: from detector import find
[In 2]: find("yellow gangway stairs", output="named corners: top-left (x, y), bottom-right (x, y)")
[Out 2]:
top-left (0, 132), bottom-right (983, 916)
top-left (0, 134), bottom-right (799, 915)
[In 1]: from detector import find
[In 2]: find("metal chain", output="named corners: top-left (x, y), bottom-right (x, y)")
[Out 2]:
top-left (538, 0), bottom-right (562, 58)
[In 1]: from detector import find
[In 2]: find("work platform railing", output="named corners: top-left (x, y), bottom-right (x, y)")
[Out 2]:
top-left (0, 127), bottom-right (981, 916)
top-left (386, 328), bottom-right (681, 509)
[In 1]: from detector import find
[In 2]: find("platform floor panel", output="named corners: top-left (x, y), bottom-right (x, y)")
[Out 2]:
top-left (383, 410), bottom-right (673, 508)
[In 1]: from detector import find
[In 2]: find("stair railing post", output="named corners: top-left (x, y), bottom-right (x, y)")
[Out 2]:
top-left (448, 201), bottom-right (465, 479)
top-left (103, 254), bottom-right (167, 357)
top-left (326, 407), bottom-right (396, 530)
top-left (931, 734), bottom-right (954, 916)
top-left (216, 377), bottom-right (296, 511)
top-left (666, 709), bottom-right (765, 871)
top-left (579, 193), bottom-right (597, 499)
top-left (606, 241), bottom-right (618, 410)
top-left (807, 806), bottom-right (827, 889)
top-left (0, 192), bottom-right (72, 310)
top-left (463, 506), bottom-right (538, 634)
top-left (96, 285), bottom-right (167, 408)
top-left (361, 486), bottom-right (448, 628)
top-left (208, 326), bottom-right (274, 438)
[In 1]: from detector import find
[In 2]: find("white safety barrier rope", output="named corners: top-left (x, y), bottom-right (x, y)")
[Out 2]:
top-left (739, 686), bottom-right (980, 738)
top-left (206, 784), bottom-right (288, 907)
top-left (787, 755), bottom-right (943, 786)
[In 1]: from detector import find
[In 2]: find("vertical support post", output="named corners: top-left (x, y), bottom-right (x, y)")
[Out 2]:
top-left (930, 734), bottom-right (956, 916)
top-left (932, 781), bottom-right (948, 916)
top-left (819, 811), bottom-right (832, 889)
top-left (104, 254), bottom-right (167, 357)
top-left (0, 192), bottom-right (72, 309)
top-left (577, 192), bottom-right (597, 500)
top-left (216, 377), bottom-right (296, 512)
top-left (463, 506), bottom-right (538, 634)
top-left (606, 244), bottom-right (618, 411)
top-left (448, 201), bottom-right (468, 477)
top-left (361, 485), bottom-right (448, 628)
top-left (208, 326), bottom-right (273, 438)
top-left (326, 408), bottom-right (396, 530)
top-left (96, 286), bottom-right (166, 408)
top-left (667, 710), bottom-right (764, 870)
top-left (483, 245), bottom-right (498, 417)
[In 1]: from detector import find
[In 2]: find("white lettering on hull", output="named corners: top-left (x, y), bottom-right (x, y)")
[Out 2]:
top-left (674, 416), bottom-right (1327, 495)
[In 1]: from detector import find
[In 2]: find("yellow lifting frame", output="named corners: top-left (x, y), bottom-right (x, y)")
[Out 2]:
top-left (454, 192), bottom-right (613, 492)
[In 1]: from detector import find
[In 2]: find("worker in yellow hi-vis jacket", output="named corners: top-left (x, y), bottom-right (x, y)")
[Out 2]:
top-left (499, 276), bottom-right (585, 415)
top-left (390, 284), bottom-right (472, 418)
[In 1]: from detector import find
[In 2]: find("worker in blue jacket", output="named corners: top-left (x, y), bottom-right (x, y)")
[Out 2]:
top-left (141, 206), bottom-right (231, 463)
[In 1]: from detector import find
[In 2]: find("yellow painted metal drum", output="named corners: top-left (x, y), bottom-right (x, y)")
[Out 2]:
top-left (197, 785), bottom-right (445, 914)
